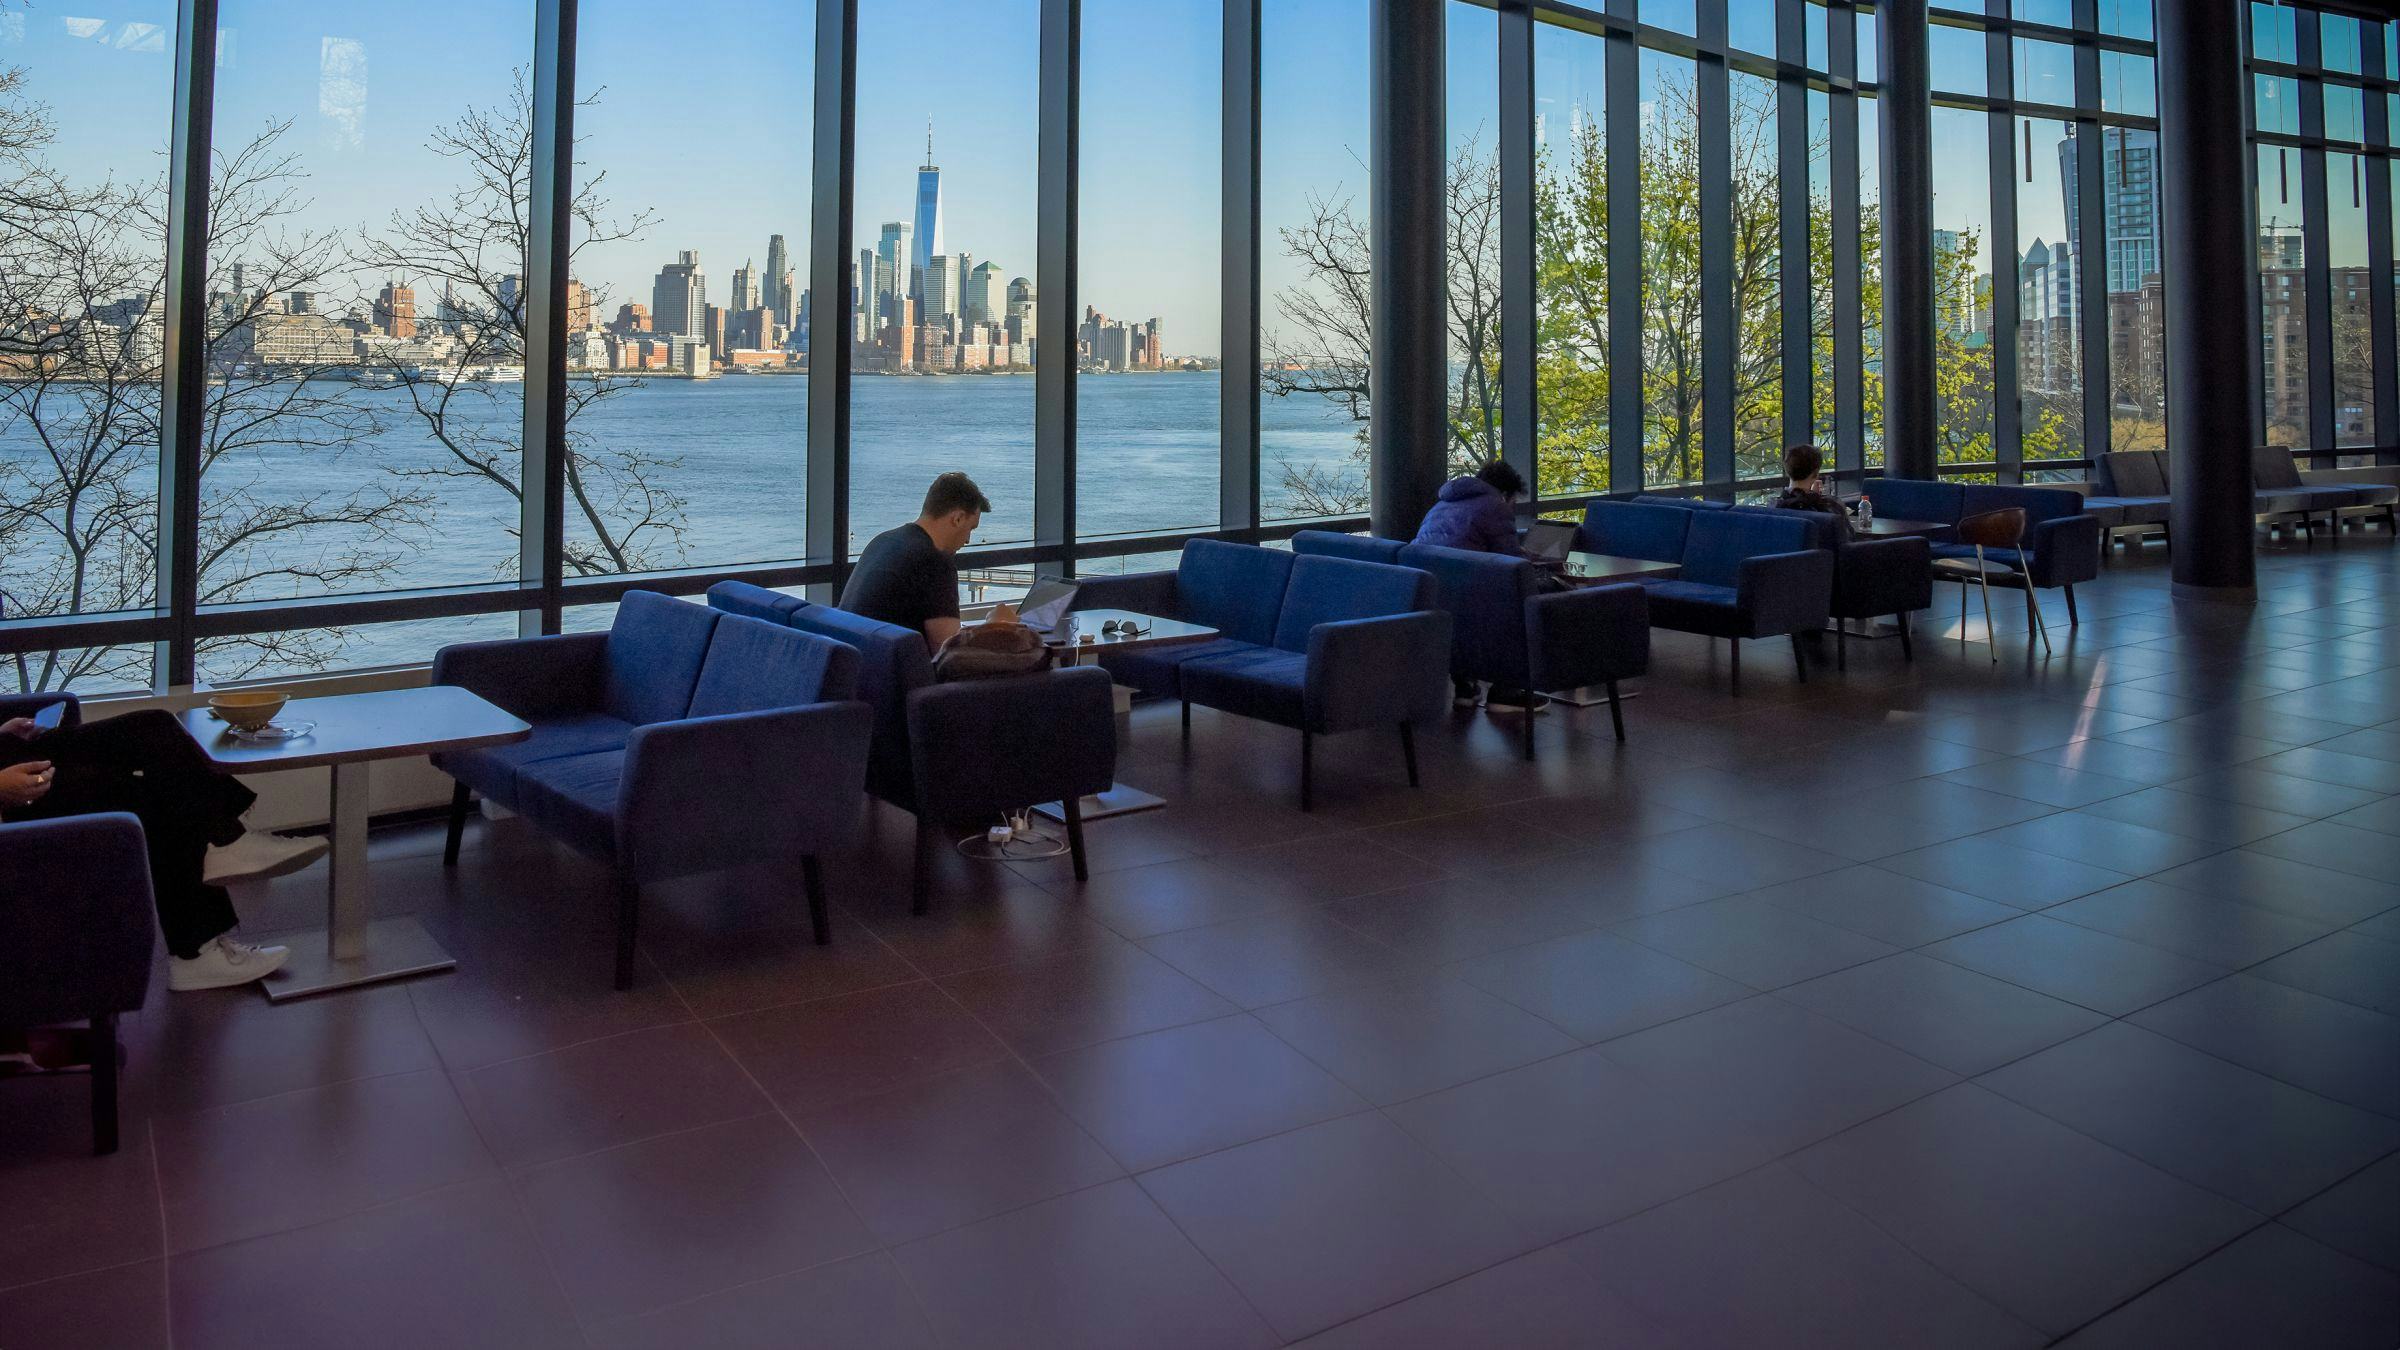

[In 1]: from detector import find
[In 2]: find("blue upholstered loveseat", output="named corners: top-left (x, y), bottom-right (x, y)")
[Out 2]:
top-left (1864, 478), bottom-right (2102, 625)
top-left (432, 590), bottom-right (875, 988)
top-left (0, 692), bottom-right (152, 1155)
top-left (1291, 531), bottom-right (1650, 757)
top-left (1072, 539), bottom-right (1453, 809)
top-left (1580, 502), bottom-right (1832, 694)
top-left (706, 581), bottom-right (1117, 912)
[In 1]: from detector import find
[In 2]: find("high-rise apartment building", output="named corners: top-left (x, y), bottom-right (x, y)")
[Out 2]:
top-left (2059, 126), bottom-right (2161, 297)
top-left (373, 281), bottom-right (415, 338)
top-left (913, 124), bottom-right (942, 297)
top-left (650, 250), bottom-right (706, 338)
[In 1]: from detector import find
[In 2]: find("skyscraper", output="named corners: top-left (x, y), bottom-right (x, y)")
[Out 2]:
top-left (2057, 126), bottom-right (2160, 296)
top-left (651, 250), bottom-right (706, 338)
top-left (764, 233), bottom-right (791, 318)
top-left (913, 123), bottom-right (942, 298)
top-left (965, 261), bottom-right (1009, 327)
top-left (373, 281), bottom-right (415, 339)
top-left (876, 221), bottom-right (913, 333)
top-left (732, 260), bottom-right (761, 313)
top-left (921, 254), bottom-right (962, 332)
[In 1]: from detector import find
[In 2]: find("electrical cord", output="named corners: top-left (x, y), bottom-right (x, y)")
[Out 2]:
top-left (954, 809), bottom-right (1071, 860)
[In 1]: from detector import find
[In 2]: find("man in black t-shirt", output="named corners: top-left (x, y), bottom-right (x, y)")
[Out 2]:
top-left (839, 472), bottom-right (992, 650)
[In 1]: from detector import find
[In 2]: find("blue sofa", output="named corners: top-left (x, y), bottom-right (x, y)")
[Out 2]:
top-left (1073, 540), bottom-right (1453, 810)
top-left (1736, 506), bottom-right (1932, 670)
top-left (1582, 502), bottom-right (1832, 694)
top-left (433, 591), bottom-right (875, 989)
top-left (1293, 531), bottom-right (1650, 757)
top-left (0, 692), bottom-right (152, 1155)
top-left (707, 581), bottom-right (1117, 913)
top-left (1865, 478), bottom-right (2102, 625)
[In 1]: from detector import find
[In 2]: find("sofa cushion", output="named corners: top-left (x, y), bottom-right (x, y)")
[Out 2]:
top-left (688, 615), bottom-right (857, 718)
top-left (1637, 579), bottom-right (1744, 637)
top-left (1962, 483), bottom-right (2085, 529)
top-left (1101, 637), bottom-right (1259, 700)
top-left (512, 749), bottom-right (625, 864)
top-left (1865, 478), bottom-right (1965, 525)
top-left (705, 579), bottom-right (810, 625)
top-left (1291, 530), bottom-right (1407, 565)
top-left (434, 711), bottom-right (635, 810)
top-left (1397, 542), bottom-right (1539, 686)
top-left (1272, 555), bottom-right (1434, 653)
top-left (2251, 448), bottom-right (2305, 491)
top-left (1178, 539), bottom-right (1295, 647)
top-left (602, 591), bottom-right (720, 727)
top-left (1678, 511), bottom-right (1813, 590)
top-left (1931, 543), bottom-right (2026, 570)
top-left (1178, 645), bottom-right (1308, 727)
top-left (1580, 500), bottom-right (1692, 563)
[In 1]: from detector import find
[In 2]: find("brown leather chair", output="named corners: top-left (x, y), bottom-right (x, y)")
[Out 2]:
top-left (1930, 507), bottom-right (2051, 660)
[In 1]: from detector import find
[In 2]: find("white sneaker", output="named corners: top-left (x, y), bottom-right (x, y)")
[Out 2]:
top-left (169, 935), bottom-right (291, 992)
top-left (203, 833), bottom-right (328, 886)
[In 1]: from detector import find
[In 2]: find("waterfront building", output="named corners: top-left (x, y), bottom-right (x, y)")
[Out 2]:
top-left (650, 250), bottom-right (706, 338)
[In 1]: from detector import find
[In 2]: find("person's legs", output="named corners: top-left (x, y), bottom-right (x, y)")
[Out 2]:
top-left (51, 710), bottom-right (254, 846)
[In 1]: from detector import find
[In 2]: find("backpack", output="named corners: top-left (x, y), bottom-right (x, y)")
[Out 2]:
top-left (932, 619), bottom-right (1055, 682)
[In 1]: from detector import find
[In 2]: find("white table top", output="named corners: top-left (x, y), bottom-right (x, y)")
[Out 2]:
top-left (181, 685), bottom-right (530, 773)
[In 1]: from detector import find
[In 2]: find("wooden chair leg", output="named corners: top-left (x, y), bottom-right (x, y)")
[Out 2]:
top-left (614, 881), bottom-right (640, 991)
top-left (1063, 796), bottom-right (1090, 882)
top-left (912, 817), bottom-right (935, 915)
top-left (1790, 633), bottom-right (1808, 683)
top-left (1607, 681), bottom-right (1626, 742)
top-left (442, 782), bottom-right (471, 866)
top-left (1299, 731), bottom-right (1315, 812)
top-left (802, 855), bottom-right (831, 946)
top-left (1400, 722), bottom-right (1420, 787)
top-left (90, 1013), bottom-right (119, 1157)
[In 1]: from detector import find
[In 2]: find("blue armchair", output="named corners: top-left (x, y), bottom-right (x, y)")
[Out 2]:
top-left (1071, 538), bottom-right (1294, 706)
top-left (706, 582), bottom-right (1118, 912)
top-left (434, 591), bottom-right (875, 989)
top-left (1, 796), bottom-right (153, 1155)
top-left (1394, 541), bottom-right (1650, 757)
top-left (1637, 510), bottom-right (1832, 695)
top-left (1730, 505), bottom-right (1933, 671)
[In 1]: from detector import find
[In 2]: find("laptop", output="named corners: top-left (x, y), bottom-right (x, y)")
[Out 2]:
top-left (1015, 576), bottom-right (1081, 633)
top-left (1522, 519), bottom-right (1578, 563)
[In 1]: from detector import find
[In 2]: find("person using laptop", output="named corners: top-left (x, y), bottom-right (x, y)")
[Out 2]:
top-left (2, 708), bottom-right (317, 991)
top-left (839, 471), bottom-right (991, 651)
top-left (1772, 443), bottom-right (1854, 542)
top-left (1412, 459), bottom-right (1533, 557)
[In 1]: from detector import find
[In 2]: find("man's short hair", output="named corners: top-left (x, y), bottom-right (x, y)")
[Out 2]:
top-left (1476, 459), bottom-right (1527, 498)
top-left (922, 472), bottom-right (992, 518)
top-left (1783, 443), bottom-right (1824, 483)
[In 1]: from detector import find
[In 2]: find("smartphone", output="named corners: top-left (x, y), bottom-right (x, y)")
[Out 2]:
top-left (30, 701), bottom-right (65, 731)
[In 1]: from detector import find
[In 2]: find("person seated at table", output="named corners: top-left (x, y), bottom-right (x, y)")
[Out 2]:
top-left (840, 471), bottom-right (991, 652)
top-left (1413, 459), bottom-right (1533, 556)
top-left (1, 709), bottom-right (314, 991)
top-left (1772, 443), bottom-right (1854, 542)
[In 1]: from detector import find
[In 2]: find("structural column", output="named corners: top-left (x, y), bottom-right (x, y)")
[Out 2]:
top-left (1368, 0), bottom-right (1449, 539)
top-left (2157, 0), bottom-right (2258, 597)
top-left (1877, 0), bottom-right (1936, 483)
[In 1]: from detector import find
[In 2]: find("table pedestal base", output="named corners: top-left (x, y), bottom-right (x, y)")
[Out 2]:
top-left (1034, 784), bottom-right (1168, 823)
top-left (1548, 685), bottom-right (1642, 708)
top-left (262, 916), bottom-right (456, 1002)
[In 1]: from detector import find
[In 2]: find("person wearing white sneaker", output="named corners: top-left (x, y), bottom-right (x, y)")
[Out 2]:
top-left (3, 708), bottom-right (303, 992)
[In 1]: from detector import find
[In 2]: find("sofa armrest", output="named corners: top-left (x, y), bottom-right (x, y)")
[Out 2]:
top-left (1525, 583), bottom-right (1649, 691)
top-left (1068, 570), bottom-right (1180, 619)
top-left (2026, 514), bottom-right (2101, 588)
top-left (0, 813), bottom-right (155, 1026)
top-left (1304, 610), bottom-right (1452, 731)
top-left (1736, 549), bottom-right (1834, 637)
top-left (907, 665), bottom-right (1117, 821)
top-left (616, 700), bottom-right (874, 881)
top-left (433, 631), bottom-right (610, 721)
top-left (0, 692), bottom-right (79, 729)
top-left (1833, 536), bottom-right (1933, 618)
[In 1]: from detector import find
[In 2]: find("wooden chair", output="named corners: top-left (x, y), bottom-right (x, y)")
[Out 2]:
top-left (1930, 507), bottom-right (2051, 660)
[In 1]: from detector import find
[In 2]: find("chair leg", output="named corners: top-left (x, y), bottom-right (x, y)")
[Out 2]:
top-left (1299, 730), bottom-right (1314, 812)
top-left (1729, 638), bottom-right (1742, 696)
top-left (1521, 699), bottom-right (1537, 760)
top-left (1837, 622), bottom-right (1848, 671)
top-left (1400, 722), bottom-right (1420, 788)
top-left (1897, 614), bottom-right (1915, 660)
top-left (1976, 573), bottom-right (1997, 661)
top-left (2025, 585), bottom-right (2052, 654)
top-left (1790, 633), bottom-right (1808, 683)
top-left (442, 782), bottom-right (470, 866)
top-left (89, 1013), bottom-right (119, 1157)
top-left (614, 880), bottom-right (639, 991)
top-left (1606, 681), bottom-right (1626, 742)
top-left (2063, 583), bottom-right (2079, 626)
top-left (1063, 795), bottom-right (1090, 882)
top-left (802, 854), bottom-right (830, 946)
top-left (912, 817), bottom-right (935, 915)
top-left (1180, 699), bottom-right (1191, 753)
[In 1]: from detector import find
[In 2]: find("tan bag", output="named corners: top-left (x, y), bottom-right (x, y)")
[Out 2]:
top-left (932, 619), bottom-right (1055, 682)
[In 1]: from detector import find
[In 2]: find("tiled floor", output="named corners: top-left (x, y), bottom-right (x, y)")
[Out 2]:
top-left (7, 533), bottom-right (2400, 1348)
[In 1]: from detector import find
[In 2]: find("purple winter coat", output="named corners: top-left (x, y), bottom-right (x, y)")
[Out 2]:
top-left (1411, 477), bottom-right (1522, 555)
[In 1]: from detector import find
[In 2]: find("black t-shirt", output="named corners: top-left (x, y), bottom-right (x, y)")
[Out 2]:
top-left (839, 523), bottom-right (960, 635)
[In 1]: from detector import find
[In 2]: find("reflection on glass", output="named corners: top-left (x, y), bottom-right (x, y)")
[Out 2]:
top-left (1640, 49), bottom-right (1703, 488)
top-left (2103, 129), bottom-right (2165, 452)
top-left (1732, 71), bottom-right (1781, 481)
top-left (0, 3), bottom-right (172, 692)
top-left (2254, 76), bottom-right (2300, 136)
top-left (2327, 154), bottom-right (2373, 450)
top-left (2016, 118), bottom-right (2082, 464)
top-left (1931, 105), bottom-right (1994, 469)
top-left (1261, 0), bottom-right (1371, 521)
top-left (1077, 0), bottom-right (1221, 540)
top-left (1533, 19), bottom-right (1609, 496)
top-left (2256, 144), bottom-right (2309, 448)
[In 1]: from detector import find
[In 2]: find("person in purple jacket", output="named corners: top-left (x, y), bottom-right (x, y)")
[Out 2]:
top-left (1412, 460), bottom-right (1530, 556)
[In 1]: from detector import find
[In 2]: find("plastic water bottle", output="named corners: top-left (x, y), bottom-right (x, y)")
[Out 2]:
top-left (1857, 495), bottom-right (1874, 526)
